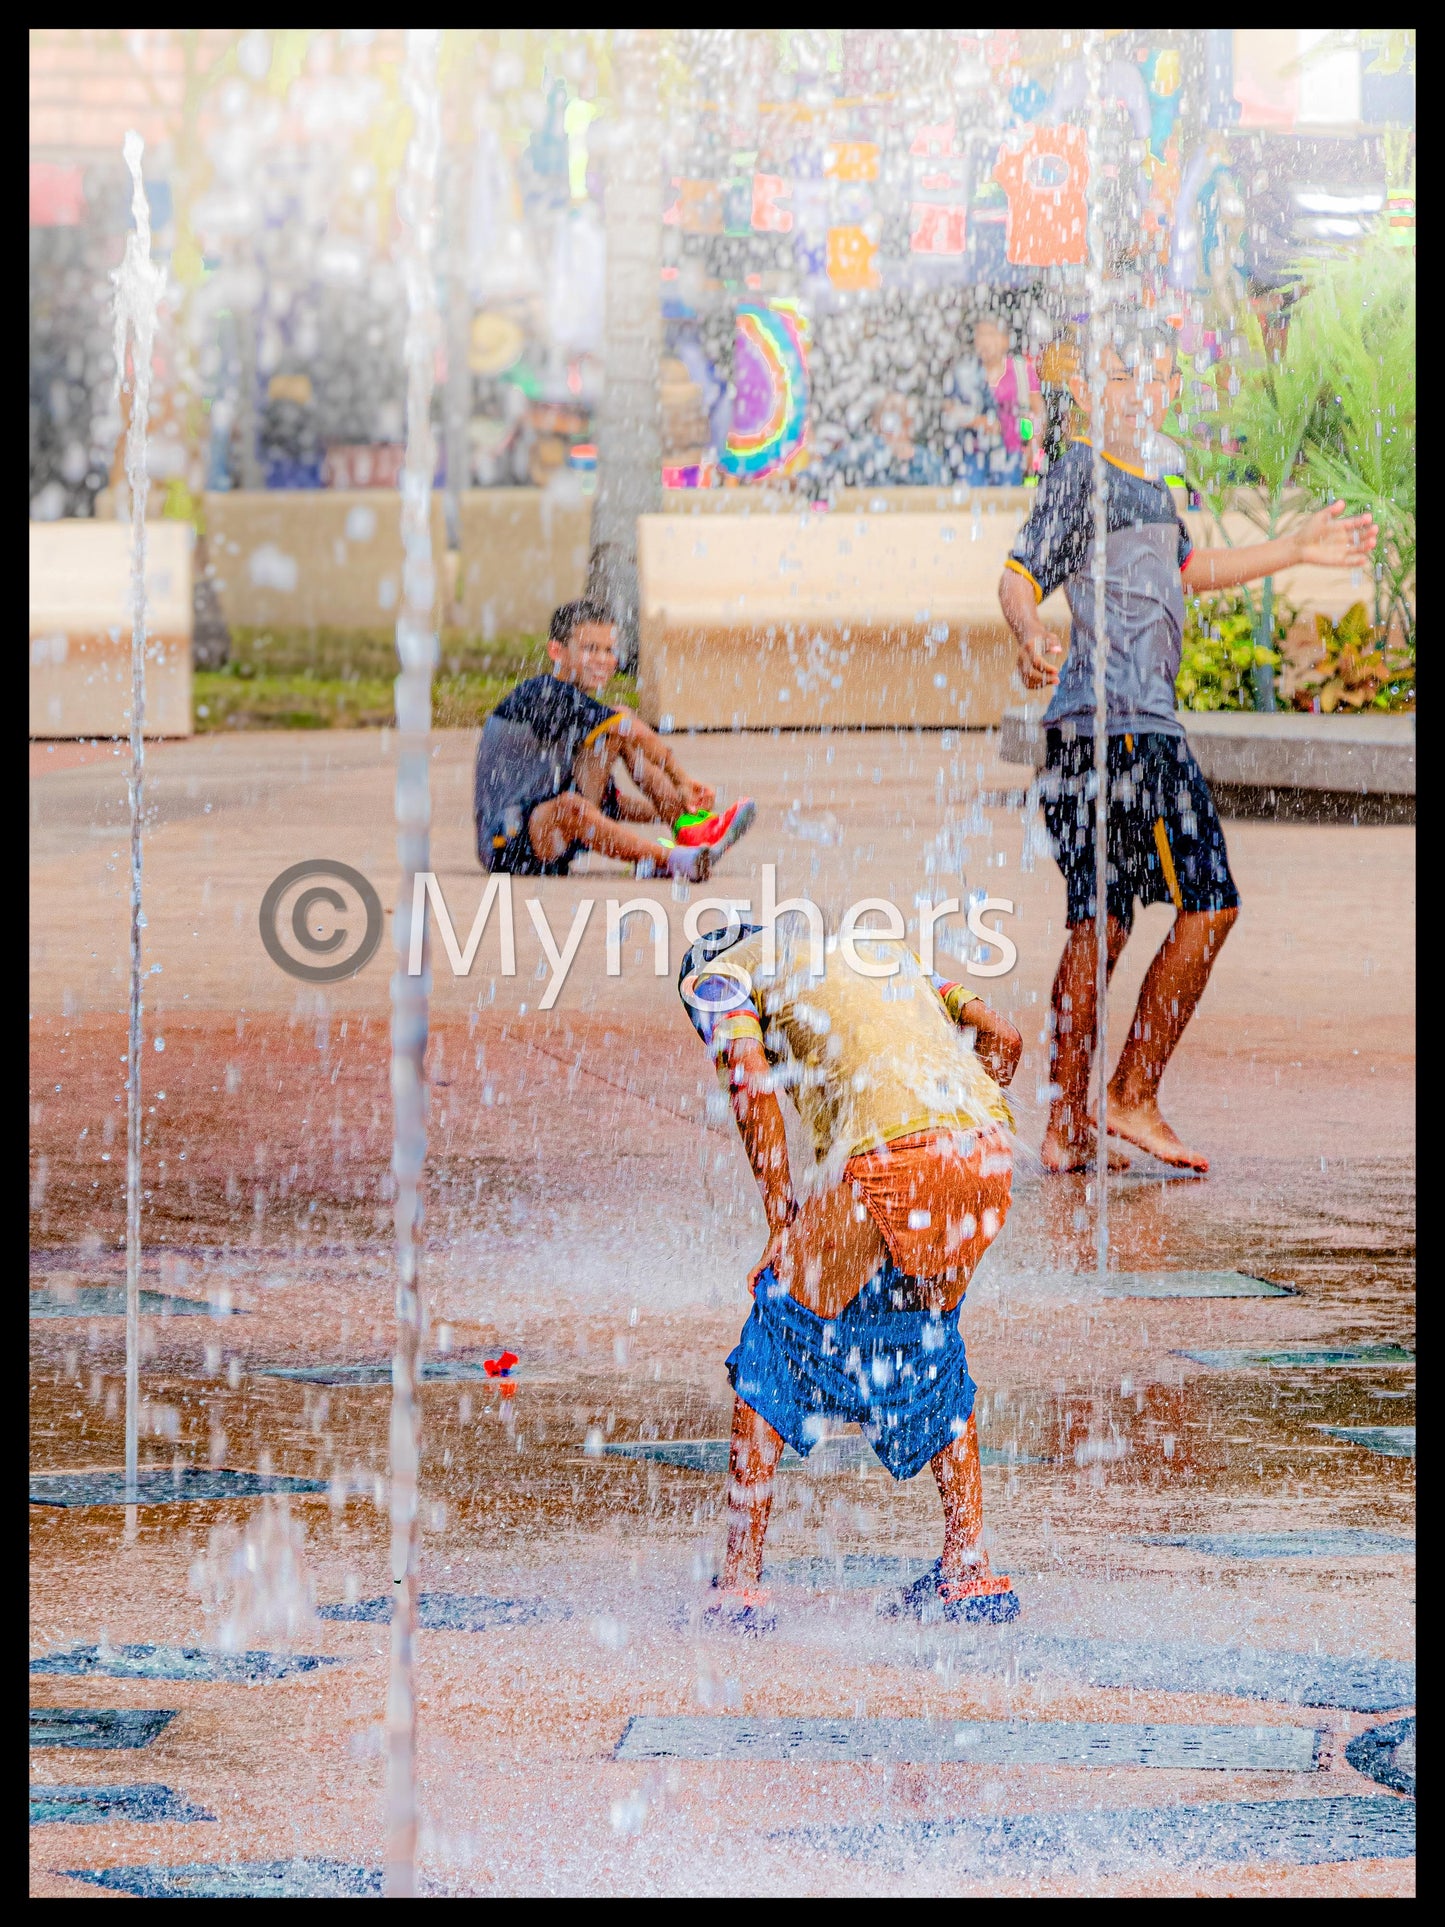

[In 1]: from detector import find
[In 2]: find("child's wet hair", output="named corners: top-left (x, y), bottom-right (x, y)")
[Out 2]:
top-left (1096, 310), bottom-right (1180, 376)
top-left (549, 598), bottom-right (615, 647)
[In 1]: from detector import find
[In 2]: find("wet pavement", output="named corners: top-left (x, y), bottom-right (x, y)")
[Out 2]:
top-left (30, 727), bottom-right (1413, 1895)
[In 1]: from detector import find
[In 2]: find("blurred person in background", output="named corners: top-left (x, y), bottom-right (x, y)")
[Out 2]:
top-left (944, 313), bottom-right (1045, 486)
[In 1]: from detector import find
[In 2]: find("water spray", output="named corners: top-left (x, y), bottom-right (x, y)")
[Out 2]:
top-left (111, 130), bottom-right (165, 1505)
top-left (385, 27), bottom-right (442, 1901)
top-left (1084, 32), bottom-right (1111, 1277)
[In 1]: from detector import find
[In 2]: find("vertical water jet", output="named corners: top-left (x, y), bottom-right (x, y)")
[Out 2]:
top-left (386, 26), bottom-right (442, 1901)
top-left (1083, 33), bottom-right (1112, 1277)
top-left (111, 130), bottom-right (164, 1504)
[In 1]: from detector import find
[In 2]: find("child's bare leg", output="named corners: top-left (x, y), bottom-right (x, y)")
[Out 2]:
top-left (931, 1413), bottom-right (989, 1585)
top-left (1105, 906), bottom-right (1237, 1171)
top-left (1041, 917), bottom-right (1133, 1174)
top-left (719, 1396), bottom-right (786, 1589)
top-left (527, 791), bottom-right (706, 874)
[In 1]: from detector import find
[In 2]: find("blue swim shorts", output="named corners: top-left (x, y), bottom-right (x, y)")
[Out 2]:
top-left (726, 1261), bottom-right (977, 1483)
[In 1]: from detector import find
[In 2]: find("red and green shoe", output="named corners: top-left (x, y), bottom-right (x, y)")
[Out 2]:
top-left (671, 799), bottom-right (756, 855)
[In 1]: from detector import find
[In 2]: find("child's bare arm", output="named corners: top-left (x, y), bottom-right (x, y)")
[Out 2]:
top-left (725, 1035), bottom-right (794, 1231)
top-left (612, 711), bottom-right (715, 813)
top-left (1184, 500), bottom-right (1378, 592)
top-left (999, 566), bottom-right (1064, 690)
top-left (936, 976), bottom-right (1021, 1086)
top-left (964, 1000), bottom-right (1022, 1088)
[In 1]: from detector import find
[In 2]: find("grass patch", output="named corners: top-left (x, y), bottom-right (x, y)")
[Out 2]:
top-left (194, 626), bottom-right (636, 732)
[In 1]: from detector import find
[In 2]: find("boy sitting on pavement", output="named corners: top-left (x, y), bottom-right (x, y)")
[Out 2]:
top-left (998, 313), bottom-right (1378, 1173)
top-left (679, 918), bottom-right (1023, 1631)
top-left (474, 599), bottom-right (754, 883)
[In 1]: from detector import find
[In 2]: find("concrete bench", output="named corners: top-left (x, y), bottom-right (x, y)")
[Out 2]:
top-left (205, 489), bottom-right (447, 631)
top-left (203, 488), bottom-right (585, 640)
top-left (455, 489), bottom-right (589, 639)
top-left (636, 501), bottom-right (1068, 731)
top-left (1000, 707), bottom-right (1416, 797)
top-left (29, 520), bottom-right (192, 738)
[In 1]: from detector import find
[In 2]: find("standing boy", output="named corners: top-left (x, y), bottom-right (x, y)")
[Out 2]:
top-left (680, 921), bottom-right (1023, 1629)
top-left (474, 599), bottom-right (754, 882)
top-left (998, 315), bottom-right (1378, 1172)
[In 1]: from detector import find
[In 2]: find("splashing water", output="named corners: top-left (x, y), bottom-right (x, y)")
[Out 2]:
top-left (110, 131), bottom-right (166, 1504)
top-left (189, 1499), bottom-right (318, 1652)
top-left (1083, 35), bottom-right (1112, 1278)
top-left (387, 27), bottom-right (441, 1903)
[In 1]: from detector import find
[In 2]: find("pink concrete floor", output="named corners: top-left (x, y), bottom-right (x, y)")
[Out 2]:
top-left (30, 727), bottom-right (1413, 1895)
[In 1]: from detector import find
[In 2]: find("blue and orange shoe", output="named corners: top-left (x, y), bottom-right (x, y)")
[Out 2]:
top-left (701, 1578), bottom-right (776, 1637)
top-left (882, 1558), bottom-right (1020, 1625)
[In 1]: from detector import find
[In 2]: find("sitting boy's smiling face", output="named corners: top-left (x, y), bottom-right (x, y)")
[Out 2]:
top-left (549, 619), bottom-right (618, 696)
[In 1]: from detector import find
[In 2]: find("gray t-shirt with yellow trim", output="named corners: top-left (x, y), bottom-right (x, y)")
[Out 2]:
top-left (1007, 440), bottom-right (1193, 738)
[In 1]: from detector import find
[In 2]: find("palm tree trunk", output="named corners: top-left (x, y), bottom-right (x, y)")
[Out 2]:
top-left (588, 28), bottom-right (662, 672)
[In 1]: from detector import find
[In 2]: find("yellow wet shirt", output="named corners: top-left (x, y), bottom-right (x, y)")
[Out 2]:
top-left (702, 931), bottom-right (1012, 1166)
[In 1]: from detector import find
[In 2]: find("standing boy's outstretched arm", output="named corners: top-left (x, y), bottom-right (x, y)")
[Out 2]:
top-left (1184, 500), bottom-right (1378, 592)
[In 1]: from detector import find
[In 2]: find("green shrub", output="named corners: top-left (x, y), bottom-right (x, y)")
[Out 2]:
top-left (1177, 592), bottom-right (1286, 711)
top-left (193, 626), bottom-right (636, 732)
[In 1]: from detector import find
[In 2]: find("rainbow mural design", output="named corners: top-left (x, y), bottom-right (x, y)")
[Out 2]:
top-left (720, 299), bottom-right (811, 480)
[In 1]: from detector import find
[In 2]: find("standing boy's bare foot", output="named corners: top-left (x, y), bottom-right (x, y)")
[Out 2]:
top-left (1103, 1093), bottom-right (1209, 1172)
top-left (1040, 1118), bottom-right (1131, 1174)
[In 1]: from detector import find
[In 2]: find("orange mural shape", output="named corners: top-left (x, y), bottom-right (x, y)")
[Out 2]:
top-left (751, 173), bottom-right (793, 233)
top-left (826, 224), bottom-right (880, 289)
top-left (993, 124), bottom-right (1090, 267)
top-left (824, 141), bottom-right (880, 183)
top-left (910, 203), bottom-right (967, 255)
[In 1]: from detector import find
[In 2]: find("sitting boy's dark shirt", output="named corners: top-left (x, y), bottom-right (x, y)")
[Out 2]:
top-left (473, 673), bottom-right (621, 859)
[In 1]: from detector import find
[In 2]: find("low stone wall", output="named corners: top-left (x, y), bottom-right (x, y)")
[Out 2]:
top-left (455, 490), bottom-right (589, 638)
top-left (636, 503), bottom-right (1068, 731)
top-left (204, 490), bottom-right (448, 631)
top-left (30, 520), bottom-right (192, 738)
top-left (204, 488), bottom-right (591, 639)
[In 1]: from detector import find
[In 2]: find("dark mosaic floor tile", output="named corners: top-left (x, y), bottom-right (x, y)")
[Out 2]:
top-left (778, 1796), bottom-right (1415, 1873)
top-left (31, 1708), bottom-right (176, 1750)
top-left (1176, 1346), bottom-right (1414, 1370)
top-left (31, 1645), bottom-right (342, 1683)
top-left (317, 1592), bottom-right (567, 1631)
top-left (1139, 1531), bottom-right (1415, 1559)
top-left (258, 1360), bottom-right (500, 1385)
top-left (616, 1715), bottom-right (1321, 1770)
top-left (65, 1858), bottom-right (381, 1898)
top-left (30, 1468), bottom-right (329, 1508)
top-left (764, 1555), bottom-right (935, 1589)
top-left (31, 1783), bottom-right (214, 1824)
top-left (1097, 1272), bottom-right (1293, 1298)
top-left (29, 1287), bottom-right (238, 1319)
top-left (1345, 1718), bottom-right (1416, 1799)
top-left (1318, 1425), bottom-right (1416, 1458)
